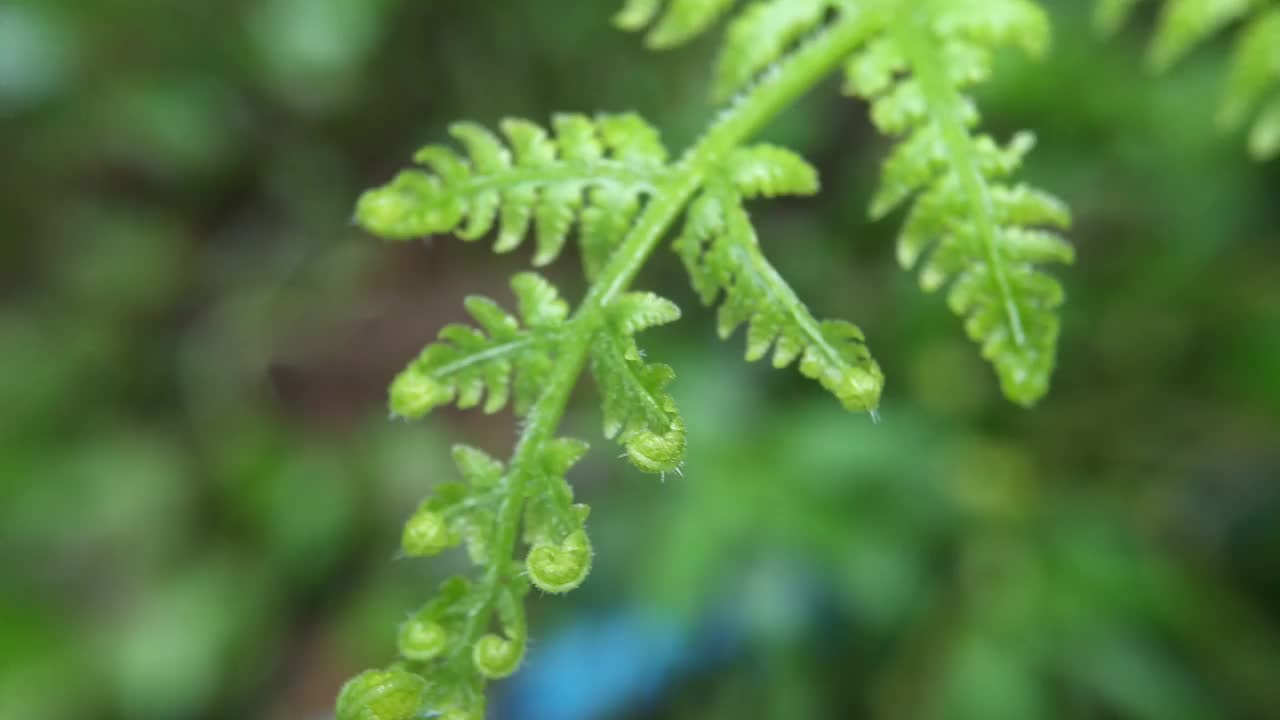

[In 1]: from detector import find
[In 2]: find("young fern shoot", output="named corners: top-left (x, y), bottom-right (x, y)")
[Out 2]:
top-left (337, 2), bottom-right (1069, 718)
top-left (1098, 0), bottom-right (1280, 160)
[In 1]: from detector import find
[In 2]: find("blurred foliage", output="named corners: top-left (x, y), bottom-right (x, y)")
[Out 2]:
top-left (0, 1), bottom-right (1277, 719)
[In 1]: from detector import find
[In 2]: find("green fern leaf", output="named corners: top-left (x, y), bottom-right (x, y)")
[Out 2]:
top-left (848, 1), bottom-right (1073, 406)
top-left (616, 0), bottom-right (740, 49)
top-left (1101, 0), bottom-right (1280, 160)
top-left (592, 292), bottom-right (687, 474)
top-left (1095, 0), bottom-right (1148, 35)
top-left (1221, 9), bottom-right (1280, 159)
top-left (932, 0), bottom-right (1052, 57)
top-left (397, 575), bottom-right (477, 662)
top-left (675, 184), bottom-right (884, 413)
top-left (401, 445), bottom-right (504, 562)
top-left (394, 570), bottom-right (527, 715)
top-left (580, 185), bottom-right (642, 280)
top-left (1148, 0), bottom-right (1256, 71)
top-left (714, 0), bottom-right (833, 100)
top-left (397, 443), bottom-right (528, 688)
top-left (356, 114), bottom-right (670, 266)
top-left (1250, 95), bottom-right (1280, 158)
top-left (394, 431), bottom-right (594, 717)
top-left (521, 437), bottom-right (591, 547)
top-left (453, 444), bottom-right (505, 486)
top-left (723, 144), bottom-right (821, 198)
top-left (1221, 10), bottom-right (1280, 126)
top-left (388, 272), bottom-right (568, 420)
top-left (520, 436), bottom-right (594, 593)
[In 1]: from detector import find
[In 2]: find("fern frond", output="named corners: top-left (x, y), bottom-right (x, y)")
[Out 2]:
top-left (675, 146), bottom-right (883, 412)
top-left (1147, 0), bottom-right (1255, 71)
top-left (1222, 8), bottom-right (1280, 158)
top-left (617, 1), bottom-right (1073, 403)
top-left (615, 0), bottom-right (740, 49)
top-left (1249, 94), bottom-right (1280, 158)
top-left (1221, 9), bottom-right (1280, 123)
top-left (343, 5), bottom-right (1083, 718)
top-left (520, 435), bottom-right (593, 587)
top-left (400, 445), bottom-right (504, 563)
top-left (388, 272), bottom-right (568, 419)
top-left (721, 143), bottom-right (821, 197)
top-left (714, 0), bottom-right (834, 100)
top-left (356, 113), bottom-right (671, 266)
top-left (845, 1), bottom-right (1072, 406)
top-left (619, 0), bottom-right (875, 104)
top-left (1100, 0), bottom-right (1280, 160)
top-left (930, 0), bottom-right (1052, 56)
top-left (592, 292), bottom-right (687, 473)
top-left (385, 434), bottom-right (592, 719)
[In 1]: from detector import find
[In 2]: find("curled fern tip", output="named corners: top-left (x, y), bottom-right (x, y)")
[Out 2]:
top-left (398, 617), bottom-right (449, 662)
top-left (526, 529), bottom-right (593, 594)
top-left (472, 634), bottom-right (525, 679)
top-left (335, 669), bottom-right (428, 720)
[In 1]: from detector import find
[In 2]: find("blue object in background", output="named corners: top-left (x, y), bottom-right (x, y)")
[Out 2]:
top-left (495, 564), bottom-right (830, 719)
top-left (496, 609), bottom-right (741, 720)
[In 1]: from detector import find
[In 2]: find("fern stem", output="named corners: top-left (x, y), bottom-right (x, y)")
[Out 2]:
top-left (893, 7), bottom-right (1029, 347)
top-left (452, 339), bottom-right (587, 662)
top-left (451, 8), bottom-right (885, 665)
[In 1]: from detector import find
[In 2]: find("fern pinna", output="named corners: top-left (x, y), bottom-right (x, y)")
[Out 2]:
top-left (338, 2), bottom-right (1068, 718)
top-left (1097, 0), bottom-right (1280, 160)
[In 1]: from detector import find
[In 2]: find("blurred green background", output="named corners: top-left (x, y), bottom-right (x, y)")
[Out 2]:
top-left (2, 1), bottom-right (1278, 719)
